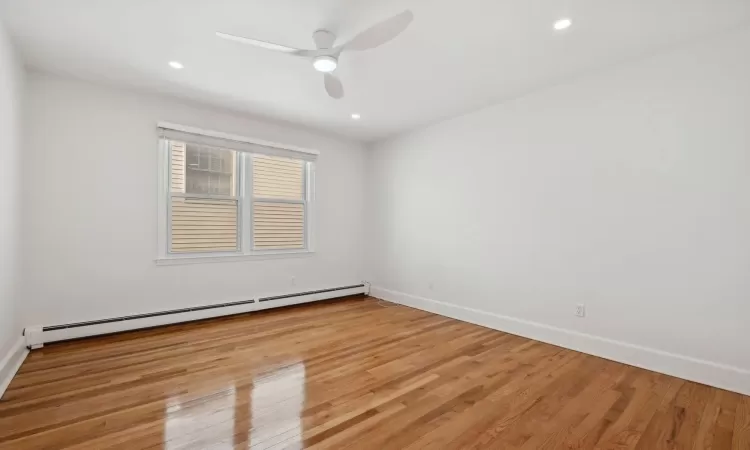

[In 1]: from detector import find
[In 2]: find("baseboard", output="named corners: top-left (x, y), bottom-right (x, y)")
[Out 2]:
top-left (26, 284), bottom-right (368, 346)
top-left (0, 337), bottom-right (29, 400)
top-left (371, 286), bottom-right (750, 396)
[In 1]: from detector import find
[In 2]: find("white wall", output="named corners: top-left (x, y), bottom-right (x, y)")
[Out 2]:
top-left (0, 21), bottom-right (23, 359)
top-left (368, 27), bottom-right (750, 385)
top-left (21, 72), bottom-right (367, 327)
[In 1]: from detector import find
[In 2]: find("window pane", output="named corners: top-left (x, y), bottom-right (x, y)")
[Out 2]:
top-left (170, 197), bottom-right (239, 253)
top-left (252, 155), bottom-right (304, 200)
top-left (253, 202), bottom-right (304, 250)
top-left (171, 142), bottom-right (236, 196)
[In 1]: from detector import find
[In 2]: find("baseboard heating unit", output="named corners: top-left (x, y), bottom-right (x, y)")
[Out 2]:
top-left (24, 283), bottom-right (369, 348)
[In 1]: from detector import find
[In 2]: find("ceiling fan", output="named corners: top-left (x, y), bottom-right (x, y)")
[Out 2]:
top-left (216, 10), bottom-right (414, 99)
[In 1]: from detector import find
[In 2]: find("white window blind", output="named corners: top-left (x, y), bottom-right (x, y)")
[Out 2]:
top-left (158, 124), bottom-right (316, 259)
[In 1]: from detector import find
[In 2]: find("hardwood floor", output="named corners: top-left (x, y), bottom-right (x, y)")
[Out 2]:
top-left (1, 296), bottom-right (748, 449)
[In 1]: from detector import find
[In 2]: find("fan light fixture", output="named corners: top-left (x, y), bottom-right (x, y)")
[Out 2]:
top-left (313, 56), bottom-right (338, 73)
top-left (351, 113), bottom-right (361, 120)
top-left (554, 18), bottom-right (572, 30)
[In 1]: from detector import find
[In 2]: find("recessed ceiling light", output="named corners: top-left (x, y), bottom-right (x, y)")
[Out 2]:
top-left (351, 114), bottom-right (361, 120)
top-left (554, 18), bottom-right (572, 31)
top-left (169, 61), bottom-right (184, 69)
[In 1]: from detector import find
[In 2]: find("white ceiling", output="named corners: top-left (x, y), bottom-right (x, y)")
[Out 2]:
top-left (2, 0), bottom-right (750, 142)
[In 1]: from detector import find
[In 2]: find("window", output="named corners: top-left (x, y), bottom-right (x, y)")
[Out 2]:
top-left (158, 124), bottom-right (316, 261)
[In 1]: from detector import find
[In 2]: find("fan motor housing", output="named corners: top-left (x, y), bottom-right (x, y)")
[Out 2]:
top-left (312, 29), bottom-right (336, 49)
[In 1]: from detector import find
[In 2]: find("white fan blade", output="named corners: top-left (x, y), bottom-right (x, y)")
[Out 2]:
top-left (342, 10), bottom-right (414, 51)
top-left (216, 32), bottom-right (301, 53)
top-left (324, 73), bottom-right (344, 99)
top-left (216, 32), bottom-right (331, 57)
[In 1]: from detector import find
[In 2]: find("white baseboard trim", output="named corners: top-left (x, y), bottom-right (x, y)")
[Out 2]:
top-left (27, 285), bottom-right (367, 346)
top-left (371, 286), bottom-right (750, 396)
top-left (0, 336), bottom-right (29, 399)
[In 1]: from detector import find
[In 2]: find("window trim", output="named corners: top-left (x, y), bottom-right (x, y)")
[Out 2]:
top-left (157, 122), bottom-right (320, 158)
top-left (156, 126), bottom-right (316, 264)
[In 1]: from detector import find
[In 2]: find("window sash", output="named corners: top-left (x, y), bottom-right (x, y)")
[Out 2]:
top-left (248, 154), bottom-right (308, 252)
top-left (167, 146), bottom-right (242, 255)
top-left (251, 202), bottom-right (307, 251)
top-left (168, 195), bottom-right (241, 254)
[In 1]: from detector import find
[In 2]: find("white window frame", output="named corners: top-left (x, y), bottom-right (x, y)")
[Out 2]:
top-left (156, 123), bottom-right (317, 265)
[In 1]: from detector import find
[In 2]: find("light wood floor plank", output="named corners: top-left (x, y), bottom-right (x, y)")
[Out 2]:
top-left (0, 296), bottom-right (747, 449)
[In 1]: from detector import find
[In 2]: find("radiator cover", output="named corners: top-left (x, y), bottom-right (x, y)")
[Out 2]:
top-left (25, 283), bottom-right (369, 348)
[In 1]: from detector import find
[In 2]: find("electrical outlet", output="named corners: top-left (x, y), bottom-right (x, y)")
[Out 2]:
top-left (290, 276), bottom-right (296, 286)
top-left (575, 304), bottom-right (586, 318)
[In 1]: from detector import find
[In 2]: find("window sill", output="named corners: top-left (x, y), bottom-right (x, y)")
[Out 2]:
top-left (155, 251), bottom-right (315, 266)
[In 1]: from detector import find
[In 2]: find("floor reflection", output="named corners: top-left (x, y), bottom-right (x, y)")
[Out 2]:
top-left (164, 386), bottom-right (237, 449)
top-left (249, 362), bottom-right (306, 449)
top-left (162, 362), bottom-right (306, 449)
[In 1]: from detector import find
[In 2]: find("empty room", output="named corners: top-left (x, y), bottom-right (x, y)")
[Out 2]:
top-left (1, 0), bottom-right (749, 448)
